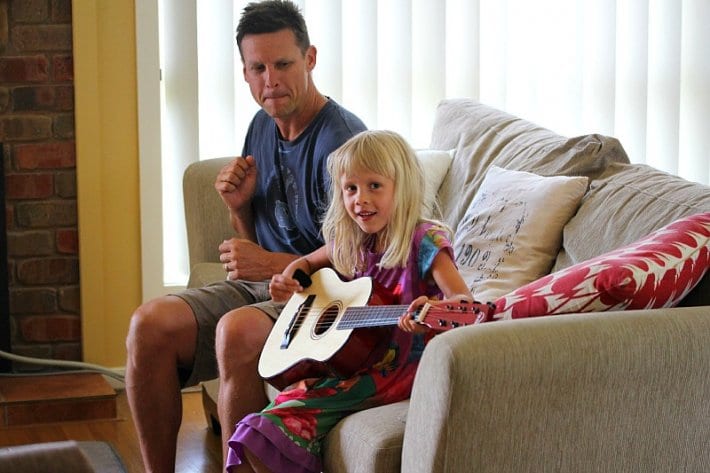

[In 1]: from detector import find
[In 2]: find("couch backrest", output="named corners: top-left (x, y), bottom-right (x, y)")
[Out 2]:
top-left (429, 98), bottom-right (710, 307)
top-left (429, 99), bottom-right (629, 232)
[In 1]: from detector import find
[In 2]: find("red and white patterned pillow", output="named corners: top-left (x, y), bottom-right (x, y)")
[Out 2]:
top-left (493, 212), bottom-right (710, 320)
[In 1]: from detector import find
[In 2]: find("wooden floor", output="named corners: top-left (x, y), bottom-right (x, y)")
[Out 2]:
top-left (0, 387), bottom-right (223, 473)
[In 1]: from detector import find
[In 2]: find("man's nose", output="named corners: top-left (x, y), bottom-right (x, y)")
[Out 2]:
top-left (264, 66), bottom-right (279, 87)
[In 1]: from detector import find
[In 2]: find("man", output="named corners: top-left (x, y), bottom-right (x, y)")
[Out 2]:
top-left (125, 2), bottom-right (367, 471)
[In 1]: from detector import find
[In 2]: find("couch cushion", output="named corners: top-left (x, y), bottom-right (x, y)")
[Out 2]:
top-left (429, 99), bottom-right (629, 232)
top-left (415, 149), bottom-right (455, 219)
top-left (553, 162), bottom-right (710, 306)
top-left (494, 213), bottom-right (710, 319)
top-left (322, 400), bottom-right (408, 473)
top-left (453, 166), bottom-right (588, 302)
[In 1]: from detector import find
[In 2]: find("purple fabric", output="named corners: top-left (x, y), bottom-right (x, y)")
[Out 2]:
top-left (226, 414), bottom-right (322, 473)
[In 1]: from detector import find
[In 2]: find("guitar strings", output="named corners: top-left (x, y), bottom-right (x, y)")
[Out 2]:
top-left (284, 304), bottom-right (475, 333)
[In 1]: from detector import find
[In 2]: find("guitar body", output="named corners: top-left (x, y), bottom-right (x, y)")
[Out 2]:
top-left (259, 267), bottom-right (387, 390)
top-left (259, 267), bottom-right (493, 390)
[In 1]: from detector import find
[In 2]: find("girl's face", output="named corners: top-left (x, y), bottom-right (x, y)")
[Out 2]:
top-left (340, 168), bottom-right (395, 237)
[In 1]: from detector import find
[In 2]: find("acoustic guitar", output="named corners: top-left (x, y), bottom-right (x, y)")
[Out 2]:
top-left (259, 267), bottom-right (493, 389)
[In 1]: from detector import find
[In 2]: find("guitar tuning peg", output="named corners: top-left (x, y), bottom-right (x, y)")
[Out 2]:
top-left (438, 319), bottom-right (447, 327)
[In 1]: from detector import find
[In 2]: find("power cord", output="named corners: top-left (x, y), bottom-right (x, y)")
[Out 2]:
top-left (0, 349), bottom-right (125, 382)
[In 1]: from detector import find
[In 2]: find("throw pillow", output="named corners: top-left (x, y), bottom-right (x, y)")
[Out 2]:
top-left (415, 148), bottom-right (455, 218)
top-left (493, 212), bottom-right (710, 319)
top-left (453, 166), bottom-right (588, 302)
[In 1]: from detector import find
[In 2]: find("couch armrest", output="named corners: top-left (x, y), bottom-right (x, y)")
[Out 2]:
top-left (403, 307), bottom-right (710, 473)
top-left (183, 157), bottom-right (234, 271)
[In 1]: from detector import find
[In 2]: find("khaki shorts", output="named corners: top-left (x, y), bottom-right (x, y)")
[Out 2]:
top-left (172, 279), bottom-right (285, 387)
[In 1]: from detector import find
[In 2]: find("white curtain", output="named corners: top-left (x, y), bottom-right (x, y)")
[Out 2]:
top-left (157, 0), bottom-right (710, 287)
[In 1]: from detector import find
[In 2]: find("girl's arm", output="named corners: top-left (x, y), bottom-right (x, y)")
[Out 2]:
top-left (399, 250), bottom-right (473, 333)
top-left (269, 246), bottom-right (331, 302)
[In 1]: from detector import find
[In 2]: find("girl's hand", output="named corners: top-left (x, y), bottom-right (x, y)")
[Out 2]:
top-left (269, 273), bottom-right (303, 302)
top-left (398, 295), bottom-right (431, 334)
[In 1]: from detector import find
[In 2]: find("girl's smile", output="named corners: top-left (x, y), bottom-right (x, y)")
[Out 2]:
top-left (340, 169), bottom-right (395, 236)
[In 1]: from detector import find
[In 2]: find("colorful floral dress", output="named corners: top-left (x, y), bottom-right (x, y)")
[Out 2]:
top-left (225, 222), bottom-right (453, 473)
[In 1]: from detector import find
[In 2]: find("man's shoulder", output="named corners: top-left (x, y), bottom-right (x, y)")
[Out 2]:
top-left (316, 99), bottom-right (367, 135)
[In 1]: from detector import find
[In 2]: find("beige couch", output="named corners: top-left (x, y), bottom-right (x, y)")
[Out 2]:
top-left (184, 99), bottom-right (710, 472)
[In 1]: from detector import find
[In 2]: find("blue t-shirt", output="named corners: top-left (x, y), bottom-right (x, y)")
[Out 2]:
top-left (243, 99), bottom-right (367, 255)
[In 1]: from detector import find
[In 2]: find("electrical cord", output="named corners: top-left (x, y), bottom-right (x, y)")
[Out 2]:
top-left (0, 349), bottom-right (125, 382)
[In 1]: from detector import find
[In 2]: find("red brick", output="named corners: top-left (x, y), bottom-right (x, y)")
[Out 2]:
top-left (50, 0), bottom-right (71, 23)
top-left (5, 204), bottom-right (14, 230)
top-left (0, 87), bottom-right (9, 112)
top-left (0, 115), bottom-right (53, 141)
top-left (55, 84), bottom-right (72, 110)
top-left (19, 314), bottom-right (81, 343)
top-left (0, 3), bottom-right (8, 53)
top-left (14, 200), bottom-right (76, 228)
top-left (7, 230), bottom-right (54, 256)
top-left (16, 256), bottom-right (79, 285)
top-left (10, 343), bottom-right (53, 372)
top-left (56, 227), bottom-right (77, 254)
top-left (15, 141), bottom-right (75, 168)
top-left (58, 285), bottom-right (79, 312)
top-left (11, 24), bottom-right (72, 51)
top-left (0, 55), bottom-right (49, 82)
top-left (53, 342), bottom-right (82, 361)
top-left (52, 54), bottom-right (72, 81)
top-left (11, 85), bottom-right (56, 111)
top-left (5, 173), bottom-right (54, 199)
top-left (54, 170), bottom-right (75, 197)
top-left (53, 112), bottom-right (73, 138)
top-left (11, 0), bottom-right (50, 23)
top-left (10, 287), bottom-right (57, 314)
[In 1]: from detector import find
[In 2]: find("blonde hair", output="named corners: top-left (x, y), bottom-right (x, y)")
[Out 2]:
top-left (322, 130), bottom-right (428, 277)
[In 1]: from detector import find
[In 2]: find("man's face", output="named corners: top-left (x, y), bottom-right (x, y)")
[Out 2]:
top-left (241, 29), bottom-right (315, 121)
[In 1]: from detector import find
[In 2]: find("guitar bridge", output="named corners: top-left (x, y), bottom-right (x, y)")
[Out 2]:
top-left (280, 294), bottom-right (315, 349)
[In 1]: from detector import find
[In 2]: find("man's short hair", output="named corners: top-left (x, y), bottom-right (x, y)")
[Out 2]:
top-left (236, 0), bottom-right (311, 57)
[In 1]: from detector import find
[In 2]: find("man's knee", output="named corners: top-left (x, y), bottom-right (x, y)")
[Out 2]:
top-left (215, 307), bottom-right (273, 360)
top-left (126, 296), bottom-right (196, 357)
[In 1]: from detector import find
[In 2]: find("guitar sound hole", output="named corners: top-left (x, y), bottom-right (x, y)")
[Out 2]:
top-left (314, 303), bottom-right (340, 336)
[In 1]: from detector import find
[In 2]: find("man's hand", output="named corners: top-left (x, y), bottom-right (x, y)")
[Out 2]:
top-left (219, 238), bottom-right (280, 281)
top-left (214, 156), bottom-right (258, 213)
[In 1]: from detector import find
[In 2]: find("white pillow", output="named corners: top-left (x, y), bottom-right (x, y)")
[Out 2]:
top-left (453, 166), bottom-right (588, 302)
top-left (415, 148), bottom-right (455, 218)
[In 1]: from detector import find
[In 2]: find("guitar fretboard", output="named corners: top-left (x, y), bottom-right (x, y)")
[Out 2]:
top-left (336, 305), bottom-right (411, 329)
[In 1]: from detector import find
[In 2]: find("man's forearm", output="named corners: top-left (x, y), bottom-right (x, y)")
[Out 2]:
top-left (230, 208), bottom-right (257, 242)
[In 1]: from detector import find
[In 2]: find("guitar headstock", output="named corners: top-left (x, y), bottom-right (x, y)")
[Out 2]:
top-left (416, 299), bottom-right (495, 332)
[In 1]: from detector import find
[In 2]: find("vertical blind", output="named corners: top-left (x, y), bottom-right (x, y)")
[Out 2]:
top-left (159, 0), bottom-right (710, 287)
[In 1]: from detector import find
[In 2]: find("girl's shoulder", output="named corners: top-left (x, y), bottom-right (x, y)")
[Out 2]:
top-left (413, 220), bottom-right (452, 245)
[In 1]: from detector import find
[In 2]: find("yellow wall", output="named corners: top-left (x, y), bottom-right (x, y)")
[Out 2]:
top-left (72, 1), bottom-right (141, 366)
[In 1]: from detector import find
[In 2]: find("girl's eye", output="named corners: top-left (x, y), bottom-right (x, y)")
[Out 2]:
top-left (370, 182), bottom-right (381, 190)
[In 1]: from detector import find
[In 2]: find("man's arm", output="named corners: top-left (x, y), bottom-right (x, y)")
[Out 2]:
top-left (219, 238), bottom-right (299, 281)
top-left (215, 154), bottom-right (294, 280)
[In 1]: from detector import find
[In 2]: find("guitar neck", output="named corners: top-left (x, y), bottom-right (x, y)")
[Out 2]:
top-left (337, 305), bottom-right (410, 330)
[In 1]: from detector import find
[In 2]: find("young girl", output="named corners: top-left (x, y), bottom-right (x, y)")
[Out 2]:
top-left (225, 130), bottom-right (491, 473)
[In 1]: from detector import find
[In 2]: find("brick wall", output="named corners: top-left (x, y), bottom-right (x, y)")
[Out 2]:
top-left (0, 0), bottom-right (80, 367)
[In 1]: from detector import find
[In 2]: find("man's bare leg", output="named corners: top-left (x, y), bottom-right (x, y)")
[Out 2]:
top-left (215, 306), bottom-right (274, 472)
top-left (125, 296), bottom-right (199, 473)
